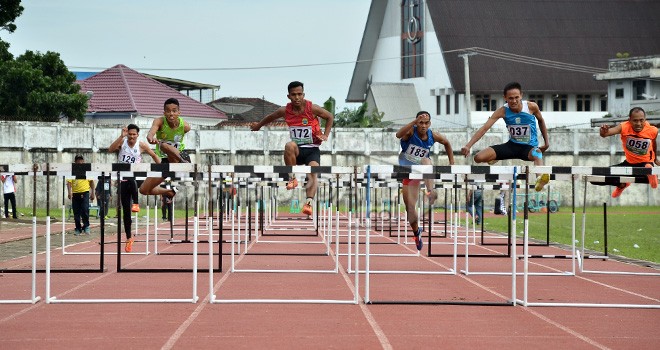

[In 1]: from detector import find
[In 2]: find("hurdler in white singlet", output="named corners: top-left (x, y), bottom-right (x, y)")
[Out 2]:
top-left (117, 139), bottom-right (142, 164)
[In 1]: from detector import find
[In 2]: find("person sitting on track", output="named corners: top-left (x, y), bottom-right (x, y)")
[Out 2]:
top-left (139, 98), bottom-right (191, 203)
top-left (250, 81), bottom-right (334, 217)
top-left (598, 106), bottom-right (658, 198)
top-left (460, 82), bottom-right (551, 192)
top-left (396, 111), bottom-right (454, 251)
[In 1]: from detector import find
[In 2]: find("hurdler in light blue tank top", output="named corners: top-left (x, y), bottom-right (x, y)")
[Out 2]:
top-left (503, 101), bottom-right (538, 147)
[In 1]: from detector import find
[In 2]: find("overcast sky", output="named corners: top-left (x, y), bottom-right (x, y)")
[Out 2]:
top-left (3, 0), bottom-right (371, 111)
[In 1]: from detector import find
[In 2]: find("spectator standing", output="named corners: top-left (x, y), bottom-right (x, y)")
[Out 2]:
top-left (2, 173), bottom-right (18, 219)
top-left (67, 155), bottom-right (95, 235)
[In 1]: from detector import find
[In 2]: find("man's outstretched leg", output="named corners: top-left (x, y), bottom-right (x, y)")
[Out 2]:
top-left (532, 150), bottom-right (550, 192)
top-left (283, 141), bottom-right (299, 190)
top-left (140, 177), bottom-right (176, 200)
top-left (421, 158), bottom-right (437, 205)
top-left (402, 181), bottom-right (423, 251)
top-left (301, 163), bottom-right (319, 216)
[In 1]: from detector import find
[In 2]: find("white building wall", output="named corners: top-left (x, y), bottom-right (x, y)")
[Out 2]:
top-left (1, 122), bottom-right (658, 211)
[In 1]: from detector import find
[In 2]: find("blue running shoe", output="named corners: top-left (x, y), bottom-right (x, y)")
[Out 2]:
top-left (413, 227), bottom-right (423, 251)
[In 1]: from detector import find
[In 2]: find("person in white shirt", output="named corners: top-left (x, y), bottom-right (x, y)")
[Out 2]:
top-left (2, 173), bottom-right (18, 219)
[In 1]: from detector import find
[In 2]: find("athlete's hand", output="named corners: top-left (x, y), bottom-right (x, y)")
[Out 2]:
top-left (460, 146), bottom-right (471, 157)
top-left (121, 126), bottom-right (128, 137)
top-left (317, 133), bottom-right (328, 141)
top-left (539, 144), bottom-right (549, 153)
top-left (599, 125), bottom-right (609, 137)
top-left (147, 135), bottom-right (158, 144)
top-left (249, 122), bottom-right (261, 131)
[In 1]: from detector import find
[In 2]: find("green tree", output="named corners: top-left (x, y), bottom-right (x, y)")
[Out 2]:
top-left (0, 50), bottom-right (88, 122)
top-left (333, 102), bottom-right (391, 128)
top-left (0, 0), bottom-right (23, 33)
top-left (0, 0), bottom-right (88, 122)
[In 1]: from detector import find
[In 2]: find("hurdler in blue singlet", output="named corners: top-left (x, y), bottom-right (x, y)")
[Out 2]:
top-left (399, 125), bottom-right (435, 165)
top-left (503, 101), bottom-right (539, 147)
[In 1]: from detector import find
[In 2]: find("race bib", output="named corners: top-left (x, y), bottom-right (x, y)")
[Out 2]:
top-left (104, 183), bottom-right (110, 190)
top-left (403, 144), bottom-right (429, 164)
top-left (289, 126), bottom-right (313, 145)
top-left (163, 140), bottom-right (180, 150)
top-left (119, 154), bottom-right (138, 163)
top-left (625, 136), bottom-right (651, 156)
top-left (507, 124), bottom-right (531, 143)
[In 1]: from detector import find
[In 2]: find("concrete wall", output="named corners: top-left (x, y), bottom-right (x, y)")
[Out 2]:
top-left (0, 121), bottom-right (658, 214)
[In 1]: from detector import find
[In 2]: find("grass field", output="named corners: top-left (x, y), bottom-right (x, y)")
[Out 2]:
top-left (468, 205), bottom-right (660, 264)
top-left (6, 205), bottom-right (660, 264)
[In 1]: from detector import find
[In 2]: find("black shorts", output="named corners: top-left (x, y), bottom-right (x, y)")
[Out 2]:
top-left (491, 140), bottom-right (535, 162)
top-left (161, 150), bottom-right (191, 164)
top-left (296, 147), bottom-right (321, 165)
top-left (612, 160), bottom-right (652, 167)
top-left (589, 160), bottom-right (652, 186)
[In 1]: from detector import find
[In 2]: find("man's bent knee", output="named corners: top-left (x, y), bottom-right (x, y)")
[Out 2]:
top-left (284, 141), bottom-right (299, 154)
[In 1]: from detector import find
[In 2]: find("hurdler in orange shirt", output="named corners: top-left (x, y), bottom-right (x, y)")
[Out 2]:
top-left (599, 107), bottom-right (659, 198)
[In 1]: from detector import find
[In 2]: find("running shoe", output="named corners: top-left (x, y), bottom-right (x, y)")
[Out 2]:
top-left (645, 164), bottom-right (658, 189)
top-left (286, 178), bottom-right (298, 190)
top-left (165, 186), bottom-right (178, 204)
top-left (73, 229), bottom-right (82, 236)
top-left (125, 237), bottom-right (134, 253)
top-left (302, 203), bottom-right (313, 216)
top-left (131, 203), bottom-right (140, 213)
top-left (413, 227), bottom-right (423, 251)
top-left (534, 174), bottom-right (550, 192)
top-left (611, 183), bottom-right (630, 198)
top-left (84, 227), bottom-right (91, 235)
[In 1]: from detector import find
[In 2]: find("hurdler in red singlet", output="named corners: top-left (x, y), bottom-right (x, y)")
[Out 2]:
top-left (251, 81), bottom-right (334, 216)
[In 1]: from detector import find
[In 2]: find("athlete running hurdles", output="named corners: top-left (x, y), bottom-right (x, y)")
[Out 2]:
top-left (250, 81), bottom-right (334, 216)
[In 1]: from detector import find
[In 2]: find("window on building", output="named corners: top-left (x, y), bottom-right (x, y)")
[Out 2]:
top-left (552, 94), bottom-right (567, 111)
top-left (615, 89), bottom-right (624, 99)
top-left (576, 94), bottom-right (591, 111)
top-left (632, 80), bottom-right (646, 100)
top-left (475, 94), bottom-right (496, 112)
top-left (401, 0), bottom-right (424, 79)
top-left (445, 95), bottom-right (450, 114)
top-left (599, 94), bottom-right (607, 111)
top-left (528, 94), bottom-right (544, 111)
top-left (454, 94), bottom-right (459, 114)
top-left (436, 95), bottom-right (441, 115)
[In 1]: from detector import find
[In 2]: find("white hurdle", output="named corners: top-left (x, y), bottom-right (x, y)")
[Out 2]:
top-left (517, 165), bottom-right (660, 308)
top-left (209, 165), bottom-right (359, 304)
top-left (577, 175), bottom-right (660, 277)
top-left (362, 165), bottom-right (514, 305)
top-left (42, 162), bottom-right (199, 304)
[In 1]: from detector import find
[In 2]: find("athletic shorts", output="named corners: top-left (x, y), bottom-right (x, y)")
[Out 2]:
top-left (491, 140), bottom-right (537, 162)
top-left (296, 147), bottom-right (321, 166)
top-left (161, 150), bottom-right (191, 164)
top-left (402, 179), bottom-right (421, 186)
top-left (612, 160), bottom-right (652, 167)
top-left (589, 160), bottom-right (652, 186)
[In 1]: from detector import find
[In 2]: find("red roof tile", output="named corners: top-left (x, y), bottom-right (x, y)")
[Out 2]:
top-left (77, 64), bottom-right (226, 120)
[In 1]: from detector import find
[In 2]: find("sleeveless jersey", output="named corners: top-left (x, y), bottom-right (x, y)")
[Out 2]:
top-left (117, 139), bottom-right (142, 164)
top-left (156, 116), bottom-right (186, 157)
top-left (284, 100), bottom-right (322, 148)
top-left (620, 121), bottom-right (658, 163)
top-left (503, 101), bottom-right (538, 147)
top-left (399, 126), bottom-right (435, 165)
